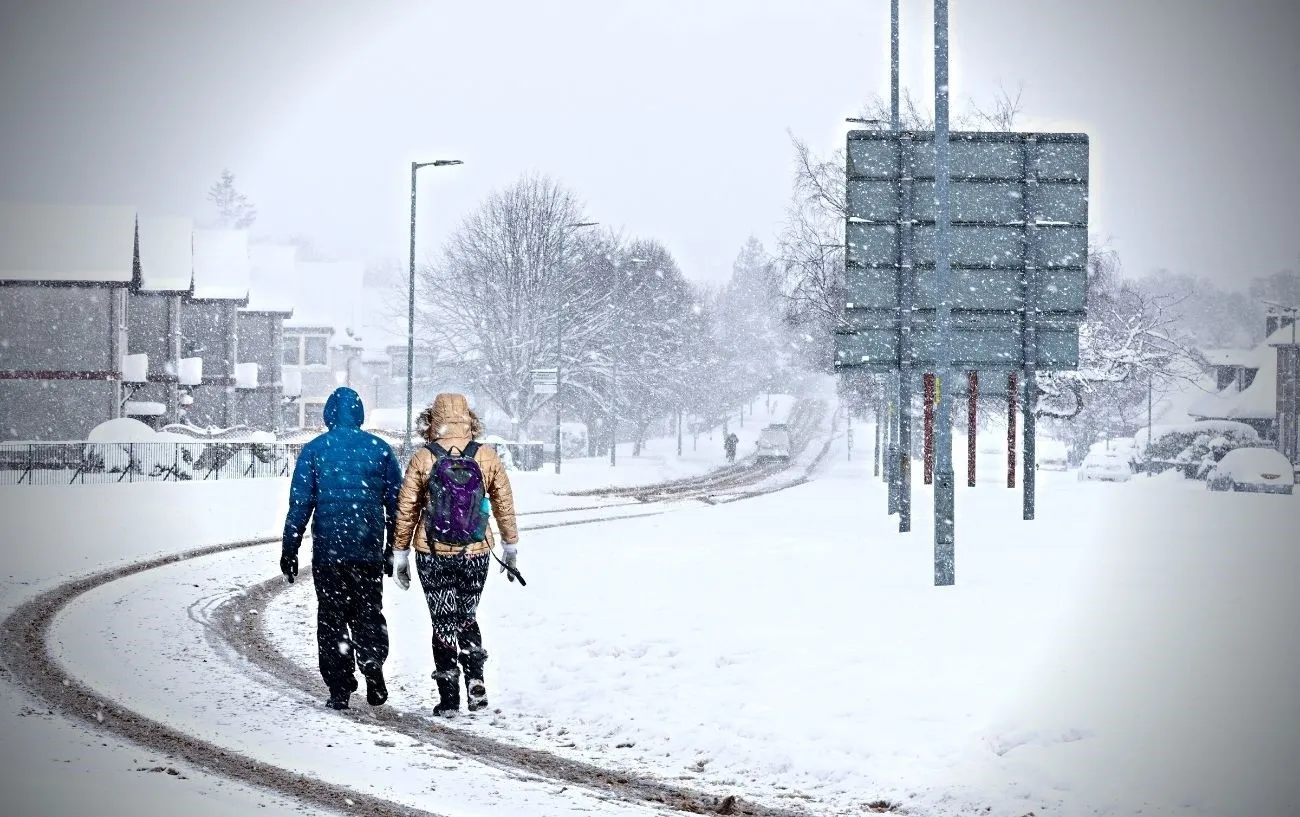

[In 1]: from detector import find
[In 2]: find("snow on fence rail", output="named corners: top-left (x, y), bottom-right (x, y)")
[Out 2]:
top-left (0, 442), bottom-right (305, 486)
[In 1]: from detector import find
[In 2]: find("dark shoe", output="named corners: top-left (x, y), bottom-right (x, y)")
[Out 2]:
top-left (465, 678), bottom-right (488, 712)
top-left (363, 668), bottom-right (388, 707)
top-left (431, 669), bottom-right (460, 717)
top-left (326, 690), bottom-right (350, 710)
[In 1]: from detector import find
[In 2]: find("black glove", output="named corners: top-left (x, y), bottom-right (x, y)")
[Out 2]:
top-left (383, 544), bottom-right (394, 577)
top-left (280, 551), bottom-right (298, 584)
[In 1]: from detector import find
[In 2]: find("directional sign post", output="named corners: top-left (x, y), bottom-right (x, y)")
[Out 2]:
top-left (532, 367), bottom-right (558, 395)
top-left (835, 122), bottom-right (1089, 583)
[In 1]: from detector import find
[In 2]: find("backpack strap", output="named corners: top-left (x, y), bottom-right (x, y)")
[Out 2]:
top-left (426, 442), bottom-right (450, 459)
top-left (462, 440), bottom-right (481, 459)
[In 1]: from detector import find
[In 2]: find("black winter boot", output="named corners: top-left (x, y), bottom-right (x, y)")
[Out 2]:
top-left (326, 689), bottom-right (350, 710)
top-left (460, 646), bottom-right (489, 712)
top-left (431, 668), bottom-right (460, 717)
top-left (361, 665), bottom-right (388, 707)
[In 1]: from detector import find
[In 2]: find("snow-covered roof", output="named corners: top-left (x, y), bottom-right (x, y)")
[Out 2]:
top-left (1192, 324), bottom-right (1295, 422)
top-left (284, 261), bottom-right (364, 342)
top-left (136, 215), bottom-right (193, 292)
top-left (1200, 348), bottom-right (1257, 368)
top-left (0, 202), bottom-right (136, 283)
top-left (242, 244), bottom-right (297, 314)
top-left (190, 229), bottom-right (250, 301)
top-left (1221, 358), bottom-right (1276, 421)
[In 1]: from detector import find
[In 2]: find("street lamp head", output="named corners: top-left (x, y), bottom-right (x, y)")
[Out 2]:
top-left (414, 159), bottom-right (464, 170)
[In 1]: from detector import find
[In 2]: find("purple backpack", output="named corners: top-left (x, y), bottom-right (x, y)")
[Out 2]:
top-left (424, 441), bottom-right (489, 546)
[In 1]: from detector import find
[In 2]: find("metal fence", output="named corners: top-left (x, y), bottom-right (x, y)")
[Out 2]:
top-left (0, 442), bottom-right (305, 486)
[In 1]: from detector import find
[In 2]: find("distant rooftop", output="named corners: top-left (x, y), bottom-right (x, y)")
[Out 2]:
top-left (0, 202), bottom-right (136, 283)
top-left (191, 229), bottom-right (250, 301)
top-left (136, 215), bottom-right (193, 293)
top-left (243, 244), bottom-right (297, 314)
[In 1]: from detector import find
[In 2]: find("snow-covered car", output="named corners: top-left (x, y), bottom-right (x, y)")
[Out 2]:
top-left (1077, 450), bottom-right (1132, 482)
top-left (1037, 452), bottom-right (1069, 471)
top-left (1205, 447), bottom-right (1295, 495)
top-left (755, 426), bottom-right (792, 462)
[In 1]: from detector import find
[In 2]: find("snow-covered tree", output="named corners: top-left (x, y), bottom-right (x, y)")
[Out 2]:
top-left (207, 169), bottom-right (257, 229)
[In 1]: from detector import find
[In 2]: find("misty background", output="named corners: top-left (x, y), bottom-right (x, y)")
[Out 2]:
top-left (1, 0), bottom-right (1297, 289)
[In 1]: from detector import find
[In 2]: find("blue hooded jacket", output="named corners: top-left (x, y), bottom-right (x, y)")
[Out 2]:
top-left (282, 387), bottom-right (403, 564)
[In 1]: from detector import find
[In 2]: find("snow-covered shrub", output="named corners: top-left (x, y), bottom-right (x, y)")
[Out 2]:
top-left (1147, 422), bottom-right (1261, 478)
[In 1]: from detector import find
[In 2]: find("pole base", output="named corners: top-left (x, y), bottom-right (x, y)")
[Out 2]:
top-left (933, 468), bottom-right (955, 586)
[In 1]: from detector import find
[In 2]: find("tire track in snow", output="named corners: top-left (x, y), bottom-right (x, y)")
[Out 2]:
top-left (0, 406), bottom-right (841, 817)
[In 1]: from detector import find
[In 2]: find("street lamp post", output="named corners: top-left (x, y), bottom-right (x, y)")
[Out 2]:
top-left (554, 221), bottom-right (599, 475)
top-left (610, 255), bottom-right (648, 466)
top-left (406, 159), bottom-right (462, 461)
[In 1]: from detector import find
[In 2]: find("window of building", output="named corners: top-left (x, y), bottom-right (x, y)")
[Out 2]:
top-left (303, 336), bottom-right (329, 366)
top-left (302, 402), bottom-right (326, 428)
top-left (282, 337), bottom-right (299, 366)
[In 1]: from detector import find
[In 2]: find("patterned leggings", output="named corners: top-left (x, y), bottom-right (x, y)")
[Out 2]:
top-left (415, 550), bottom-right (491, 682)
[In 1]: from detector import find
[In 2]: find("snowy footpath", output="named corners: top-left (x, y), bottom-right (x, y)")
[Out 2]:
top-left (4, 404), bottom-right (1299, 816)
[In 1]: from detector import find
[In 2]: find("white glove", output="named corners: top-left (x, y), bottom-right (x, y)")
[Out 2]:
top-left (500, 543), bottom-right (519, 581)
top-left (391, 549), bottom-right (411, 591)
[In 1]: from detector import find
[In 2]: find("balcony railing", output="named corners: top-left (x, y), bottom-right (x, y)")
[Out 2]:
top-left (0, 441), bottom-right (305, 486)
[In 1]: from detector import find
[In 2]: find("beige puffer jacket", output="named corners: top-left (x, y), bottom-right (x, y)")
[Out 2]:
top-left (393, 393), bottom-right (519, 557)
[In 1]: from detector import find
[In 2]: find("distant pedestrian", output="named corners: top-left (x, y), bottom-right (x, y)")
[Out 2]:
top-left (281, 387), bottom-right (402, 711)
top-left (391, 393), bottom-right (521, 717)
top-left (724, 432), bottom-right (739, 463)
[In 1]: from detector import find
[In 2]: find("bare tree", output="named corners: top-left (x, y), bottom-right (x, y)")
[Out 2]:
top-left (1035, 240), bottom-right (1208, 421)
top-left (415, 174), bottom-right (615, 433)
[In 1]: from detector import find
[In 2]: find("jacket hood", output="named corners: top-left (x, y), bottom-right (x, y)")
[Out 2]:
top-left (425, 392), bottom-right (472, 440)
top-left (323, 387), bottom-right (365, 430)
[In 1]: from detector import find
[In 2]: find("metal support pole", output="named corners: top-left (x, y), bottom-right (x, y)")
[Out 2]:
top-left (1008, 371), bottom-right (1018, 487)
top-left (555, 311), bottom-right (563, 474)
top-left (873, 388), bottom-right (882, 477)
top-left (932, 0), bottom-right (956, 586)
top-left (968, 371), bottom-right (978, 487)
top-left (1023, 371), bottom-right (1037, 520)
top-left (891, 0), bottom-right (900, 132)
top-left (1146, 373), bottom-right (1153, 475)
top-left (405, 162), bottom-right (418, 463)
top-left (610, 355), bottom-right (617, 466)
top-left (923, 373), bottom-right (935, 484)
top-left (677, 408), bottom-right (683, 456)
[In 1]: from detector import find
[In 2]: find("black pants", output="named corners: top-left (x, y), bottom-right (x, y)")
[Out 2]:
top-left (415, 551), bottom-right (491, 682)
top-left (313, 561), bottom-right (389, 695)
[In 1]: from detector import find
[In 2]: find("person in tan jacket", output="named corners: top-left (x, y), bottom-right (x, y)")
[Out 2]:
top-left (390, 393), bottom-right (520, 716)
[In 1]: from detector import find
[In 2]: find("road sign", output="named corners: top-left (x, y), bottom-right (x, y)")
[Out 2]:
top-left (532, 367), bottom-right (558, 395)
top-left (834, 130), bottom-right (1089, 374)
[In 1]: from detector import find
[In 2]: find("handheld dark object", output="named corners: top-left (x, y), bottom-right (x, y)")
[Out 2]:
top-left (491, 549), bottom-right (526, 586)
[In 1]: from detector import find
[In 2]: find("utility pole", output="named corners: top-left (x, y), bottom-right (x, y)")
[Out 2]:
top-left (932, 0), bottom-right (956, 586)
top-left (406, 158), bottom-right (462, 461)
top-left (554, 221), bottom-right (598, 475)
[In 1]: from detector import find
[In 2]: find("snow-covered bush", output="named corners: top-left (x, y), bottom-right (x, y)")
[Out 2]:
top-left (1143, 421), bottom-right (1261, 478)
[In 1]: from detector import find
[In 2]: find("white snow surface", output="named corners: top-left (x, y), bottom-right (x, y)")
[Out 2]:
top-left (135, 214), bottom-right (194, 292)
top-left (243, 244), bottom-right (297, 314)
top-left (122, 400), bottom-right (167, 417)
top-left (121, 353), bottom-right (149, 384)
top-left (0, 202), bottom-right (136, 283)
top-left (178, 356), bottom-right (203, 386)
top-left (5, 394), bottom-right (1299, 816)
top-left (0, 480), bottom-right (308, 816)
top-left (233, 361), bottom-right (259, 390)
top-left (190, 228), bottom-right (250, 301)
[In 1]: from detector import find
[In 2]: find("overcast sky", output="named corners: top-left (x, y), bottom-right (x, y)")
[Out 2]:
top-left (1, 0), bottom-right (1297, 289)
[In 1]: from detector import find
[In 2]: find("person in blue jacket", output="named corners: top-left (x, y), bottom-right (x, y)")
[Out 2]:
top-left (281, 387), bottom-right (403, 710)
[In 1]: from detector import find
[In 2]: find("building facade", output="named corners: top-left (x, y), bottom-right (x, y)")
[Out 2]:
top-left (0, 203), bottom-right (136, 440)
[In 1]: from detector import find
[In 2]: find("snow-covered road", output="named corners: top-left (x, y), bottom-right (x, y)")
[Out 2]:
top-left (5, 396), bottom-right (1300, 817)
